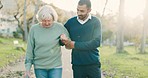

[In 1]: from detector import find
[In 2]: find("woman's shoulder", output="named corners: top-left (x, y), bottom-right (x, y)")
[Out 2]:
top-left (53, 22), bottom-right (64, 28)
top-left (54, 22), bottom-right (63, 26)
top-left (31, 23), bottom-right (40, 29)
top-left (29, 23), bottom-right (40, 31)
top-left (53, 22), bottom-right (66, 30)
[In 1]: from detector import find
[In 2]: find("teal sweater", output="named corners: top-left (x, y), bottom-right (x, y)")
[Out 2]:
top-left (64, 16), bottom-right (101, 65)
top-left (25, 22), bottom-right (69, 71)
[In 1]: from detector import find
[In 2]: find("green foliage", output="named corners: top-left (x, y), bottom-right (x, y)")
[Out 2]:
top-left (13, 27), bottom-right (23, 38)
top-left (0, 37), bottom-right (26, 68)
top-left (13, 31), bottom-right (20, 38)
top-left (0, 39), bottom-right (3, 44)
top-left (100, 46), bottom-right (148, 78)
top-left (102, 30), bottom-right (113, 41)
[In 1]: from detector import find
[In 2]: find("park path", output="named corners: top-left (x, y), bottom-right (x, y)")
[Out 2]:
top-left (0, 47), bottom-right (105, 78)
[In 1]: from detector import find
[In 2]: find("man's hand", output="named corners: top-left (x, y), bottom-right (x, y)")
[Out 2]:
top-left (65, 41), bottom-right (75, 49)
top-left (60, 34), bottom-right (75, 49)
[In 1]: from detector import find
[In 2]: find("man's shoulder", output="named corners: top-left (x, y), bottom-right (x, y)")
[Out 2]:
top-left (65, 16), bottom-right (77, 25)
top-left (91, 16), bottom-right (101, 23)
top-left (68, 16), bottom-right (77, 21)
top-left (91, 16), bottom-right (100, 20)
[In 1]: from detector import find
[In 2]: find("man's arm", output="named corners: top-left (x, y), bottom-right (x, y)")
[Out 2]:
top-left (65, 19), bottom-right (101, 50)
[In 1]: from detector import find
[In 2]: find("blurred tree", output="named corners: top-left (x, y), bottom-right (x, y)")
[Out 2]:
top-left (13, 0), bottom-right (35, 41)
top-left (101, 0), bottom-right (108, 17)
top-left (97, 12), bottom-right (117, 46)
top-left (140, 0), bottom-right (148, 53)
top-left (23, 0), bottom-right (27, 41)
top-left (31, 0), bottom-right (40, 25)
top-left (1, 0), bottom-right (43, 41)
top-left (102, 30), bottom-right (113, 41)
top-left (116, 0), bottom-right (125, 53)
top-left (51, 3), bottom-right (75, 24)
top-left (1, 0), bottom-right (76, 40)
top-left (0, 1), bottom-right (3, 9)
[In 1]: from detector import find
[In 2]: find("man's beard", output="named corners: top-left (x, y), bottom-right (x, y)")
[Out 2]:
top-left (78, 15), bottom-right (87, 20)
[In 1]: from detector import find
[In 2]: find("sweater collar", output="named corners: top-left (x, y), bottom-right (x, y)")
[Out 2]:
top-left (77, 14), bottom-right (91, 25)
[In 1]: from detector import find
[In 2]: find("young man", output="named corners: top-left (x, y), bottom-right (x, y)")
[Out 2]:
top-left (61, 0), bottom-right (102, 78)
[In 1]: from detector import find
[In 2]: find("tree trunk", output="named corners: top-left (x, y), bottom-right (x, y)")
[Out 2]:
top-left (116, 0), bottom-right (125, 53)
top-left (14, 14), bottom-right (25, 40)
top-left (23, 0), bottom-right (28, 42)
top-left (0, 1), bottom-right (3, 9)
top-left (140, 0), bottom-right (148, 53)
top-left (101, 0), bottom-right (108, 17)
top-left (31, 0), bottom-right (39, 25)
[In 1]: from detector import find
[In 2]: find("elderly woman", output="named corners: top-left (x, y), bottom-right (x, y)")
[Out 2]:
top-left (24, 5), bottom-right (69, 78)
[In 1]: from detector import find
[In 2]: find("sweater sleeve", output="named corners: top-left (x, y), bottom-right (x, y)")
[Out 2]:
top-left (59, 23), bottom-right (70, 46)
top-left (74, 19), bottom-right (102, 50)
top-left (25, 27), bottom-right (35, 71)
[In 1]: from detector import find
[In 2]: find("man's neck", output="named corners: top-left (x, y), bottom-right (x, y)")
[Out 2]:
top-left (82, 14), bottom-right (89, 21)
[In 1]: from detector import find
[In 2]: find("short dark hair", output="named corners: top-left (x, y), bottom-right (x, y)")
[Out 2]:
top-left (78, 0), bottom-right (91, 8)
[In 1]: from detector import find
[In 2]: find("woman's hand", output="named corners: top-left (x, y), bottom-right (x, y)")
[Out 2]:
top-left (24, 71), bottom-right (31, 78)
top-left (60, 34), bottom-right (74, 49)
top-left (60, 34), bottom-right (69, 45)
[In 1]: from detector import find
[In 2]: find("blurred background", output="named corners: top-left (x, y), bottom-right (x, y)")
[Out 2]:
top-left (0, 0), bottom-right (148, 78)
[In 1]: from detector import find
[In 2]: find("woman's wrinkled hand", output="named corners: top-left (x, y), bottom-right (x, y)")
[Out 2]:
top-left (24, 71), bottom-right (31, 78)
top-left (60, 34), bottom-right (69, 45)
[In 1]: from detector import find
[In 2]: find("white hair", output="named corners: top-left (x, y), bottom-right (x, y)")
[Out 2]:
top-left (36, 5), bottom-right (58, 22)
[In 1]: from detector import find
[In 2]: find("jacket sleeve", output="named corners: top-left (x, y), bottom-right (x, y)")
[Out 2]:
top-left (25, 27), bottom-right (35, 71)
top-left (74, 19), bottom-right (102, 50)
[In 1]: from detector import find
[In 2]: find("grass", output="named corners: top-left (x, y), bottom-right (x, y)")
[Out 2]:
top-left (0, 37), bottom-right (26, 68)
top-left (1, 37), bottom-right (148, 78)
top-left (100, 46), bottom-right (148, 78)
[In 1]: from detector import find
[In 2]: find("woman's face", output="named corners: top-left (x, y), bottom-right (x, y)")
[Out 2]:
top-left (41, 18), bottom-right (53, 28)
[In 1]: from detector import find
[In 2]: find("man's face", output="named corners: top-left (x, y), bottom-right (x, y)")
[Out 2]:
top-left (77, 4), bottom-right (91, 20)
top-left (41, 18), bottom-right (53, 28)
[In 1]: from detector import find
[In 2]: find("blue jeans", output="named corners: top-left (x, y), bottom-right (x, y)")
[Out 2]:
top-left (34, 68), bottom-right (62, 78)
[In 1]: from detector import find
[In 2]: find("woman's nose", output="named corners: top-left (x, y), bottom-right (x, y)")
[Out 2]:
top-left (45, 22), bottom-right (49, 25)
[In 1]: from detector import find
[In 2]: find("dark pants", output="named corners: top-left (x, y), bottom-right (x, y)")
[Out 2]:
top-left (72, 63), bottom-right (101, 78)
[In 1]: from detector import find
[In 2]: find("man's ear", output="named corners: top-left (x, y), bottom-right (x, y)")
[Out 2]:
top-left (88, 8), bottom-right (91, 13)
